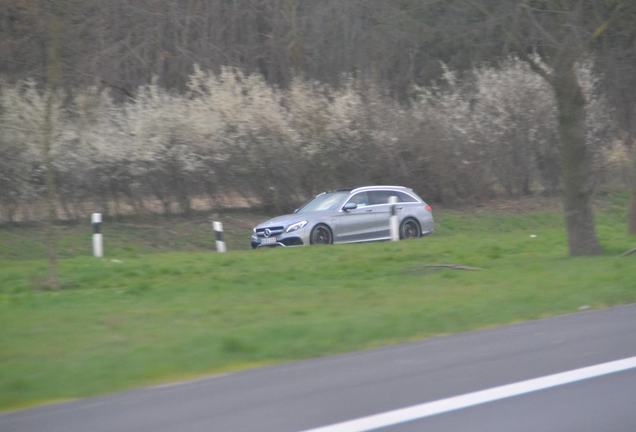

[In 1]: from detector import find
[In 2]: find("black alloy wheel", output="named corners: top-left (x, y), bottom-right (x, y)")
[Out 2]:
top-left (310, 224), bottom-right (333, 245)
top-left (400, 218), bottom-right (421, 240)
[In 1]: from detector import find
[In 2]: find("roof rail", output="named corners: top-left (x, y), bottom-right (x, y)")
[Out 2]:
top-left (350, 185), bottom-right (407, 193)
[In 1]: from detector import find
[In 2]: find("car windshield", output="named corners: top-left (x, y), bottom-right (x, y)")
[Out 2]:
top-left (297, 192), bottom-right (348, 213)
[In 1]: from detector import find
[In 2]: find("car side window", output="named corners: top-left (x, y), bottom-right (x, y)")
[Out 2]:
top-left (369, 190), bottom-right (394, 205)
top-left (347, 192), bottom-right (370, 207)
top-left (369, 190), bottom-right (417, 204)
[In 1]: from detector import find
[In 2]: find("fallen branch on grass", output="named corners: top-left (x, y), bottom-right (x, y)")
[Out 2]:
top-left (416, 264), bottom-right (483, 271)
top-left (621, 248), bottom-right (636, 257)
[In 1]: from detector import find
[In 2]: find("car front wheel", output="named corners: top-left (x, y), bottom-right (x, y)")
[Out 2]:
top-left (310, 224), bottom-right (333, 245)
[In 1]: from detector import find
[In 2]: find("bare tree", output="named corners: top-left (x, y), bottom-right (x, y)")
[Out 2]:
top-left (593, 2), bottom-right (636, 235)
top-left (451, 0), bottom-right (624, 255)
top-left (42, 0), bottom-right (63, 288)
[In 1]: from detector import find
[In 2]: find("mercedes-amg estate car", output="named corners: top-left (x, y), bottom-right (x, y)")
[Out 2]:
top-left (250, 185), bottom-right (433, 248)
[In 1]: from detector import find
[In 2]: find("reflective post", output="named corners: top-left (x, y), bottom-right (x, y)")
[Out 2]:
top-left (389, 196), bottom-right (399, 241)
top-left (91, 212), bottom-right (103, 258)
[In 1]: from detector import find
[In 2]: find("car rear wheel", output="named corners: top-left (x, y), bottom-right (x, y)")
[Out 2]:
top-left (400, 218), bottom-right (421, 240)
top-left (310, 224), bottom-right (333, 245)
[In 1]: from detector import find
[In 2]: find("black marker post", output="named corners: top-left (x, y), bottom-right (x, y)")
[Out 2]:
top-left (213, 221), bottom-right (226, 253)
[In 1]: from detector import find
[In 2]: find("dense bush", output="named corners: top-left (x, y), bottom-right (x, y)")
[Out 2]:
top-left (0, 59), bottom-right (626, 222)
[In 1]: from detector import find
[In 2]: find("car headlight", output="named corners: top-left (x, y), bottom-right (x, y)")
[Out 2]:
top-left (285, 220), bottom-right (308, 233)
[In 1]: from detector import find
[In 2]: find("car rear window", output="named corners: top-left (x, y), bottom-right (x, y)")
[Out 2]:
top-left (369, 190), bottom-right (418, 204)
top-left (396, 191), bottom-right (418, 203)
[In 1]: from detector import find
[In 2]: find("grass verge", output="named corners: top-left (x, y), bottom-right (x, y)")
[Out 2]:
top-left (1, 197), bottom-right (635, 411)
top-left (0, 210), bottom-right (267, 260)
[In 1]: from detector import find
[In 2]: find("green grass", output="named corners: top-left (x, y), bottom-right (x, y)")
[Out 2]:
top-left (1, 198), bottom-right (635, 411)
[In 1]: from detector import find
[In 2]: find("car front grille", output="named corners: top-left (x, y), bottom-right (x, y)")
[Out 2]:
top-left (255, 226), bottom-right (285, 238)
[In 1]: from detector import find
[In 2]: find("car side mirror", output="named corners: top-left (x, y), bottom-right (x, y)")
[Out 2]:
top-left (342, 202), bottom-right (357, 211)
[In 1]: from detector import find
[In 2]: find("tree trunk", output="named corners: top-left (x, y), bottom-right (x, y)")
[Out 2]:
top-left (552, 63), bottom-right (602, 256)
top-left (41, 6), bottom-right (63, 289)
top-left (629, 192), bottom-right (636, 235)
top-left (628, 136), bottom-right (636, 235)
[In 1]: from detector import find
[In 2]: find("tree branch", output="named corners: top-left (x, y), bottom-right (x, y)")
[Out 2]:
top-left (518, 51), bottom-right (553, 83)
top-left (591, 0), bottom-right (627, 41)
top-left (100, 80), bottom-right (134, 100)
top-left (464, 0), bottom-right (553, 84)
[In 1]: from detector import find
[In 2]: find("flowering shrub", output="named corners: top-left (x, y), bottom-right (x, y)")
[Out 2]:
top-left (0, 59), bottom-right (624, 221)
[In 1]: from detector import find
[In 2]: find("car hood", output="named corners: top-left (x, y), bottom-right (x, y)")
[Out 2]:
top-left (254, 211), bottom-right (330, 229)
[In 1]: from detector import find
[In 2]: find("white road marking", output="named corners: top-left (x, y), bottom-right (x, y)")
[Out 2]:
top-left (299, 356), bottom-right (636, 432)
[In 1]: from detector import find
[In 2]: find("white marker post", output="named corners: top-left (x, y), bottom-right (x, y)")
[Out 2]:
top-left (91, 212), bottom-right (103, 258)
top-left (213, 221), bottom-right (226, 253)
top-left (389, 196), bottom-right (399, 241)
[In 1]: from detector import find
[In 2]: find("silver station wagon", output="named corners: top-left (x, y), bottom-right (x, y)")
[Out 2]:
top-left (251, 185), bottom-right (434, 248)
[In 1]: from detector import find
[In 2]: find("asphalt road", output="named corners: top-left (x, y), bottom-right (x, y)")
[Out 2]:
top-left (2, 305), bottom-right (635, 432)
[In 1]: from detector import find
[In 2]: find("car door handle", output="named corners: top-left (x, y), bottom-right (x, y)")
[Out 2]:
top-left (365, 209), bottom-right (373, 212)
top-left (396, 206), bottom-right (403, 210)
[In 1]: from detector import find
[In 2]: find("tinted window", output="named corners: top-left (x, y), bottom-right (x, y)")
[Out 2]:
top-left (298, 192), bottom-right (348, 213)
top-left (346, 192), bottom-right (370, 207)
top-left (396, 191), bottom-right (417, 203)
top-left (368, 190), bottom-right (394, 205)
top-left (368, 190), bottom-right (418, 205)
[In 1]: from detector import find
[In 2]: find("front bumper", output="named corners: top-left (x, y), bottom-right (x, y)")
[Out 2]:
top-left (251, 236), bottom-right (304, 248)
top-left (250, 228), bottom-right (310, 248)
